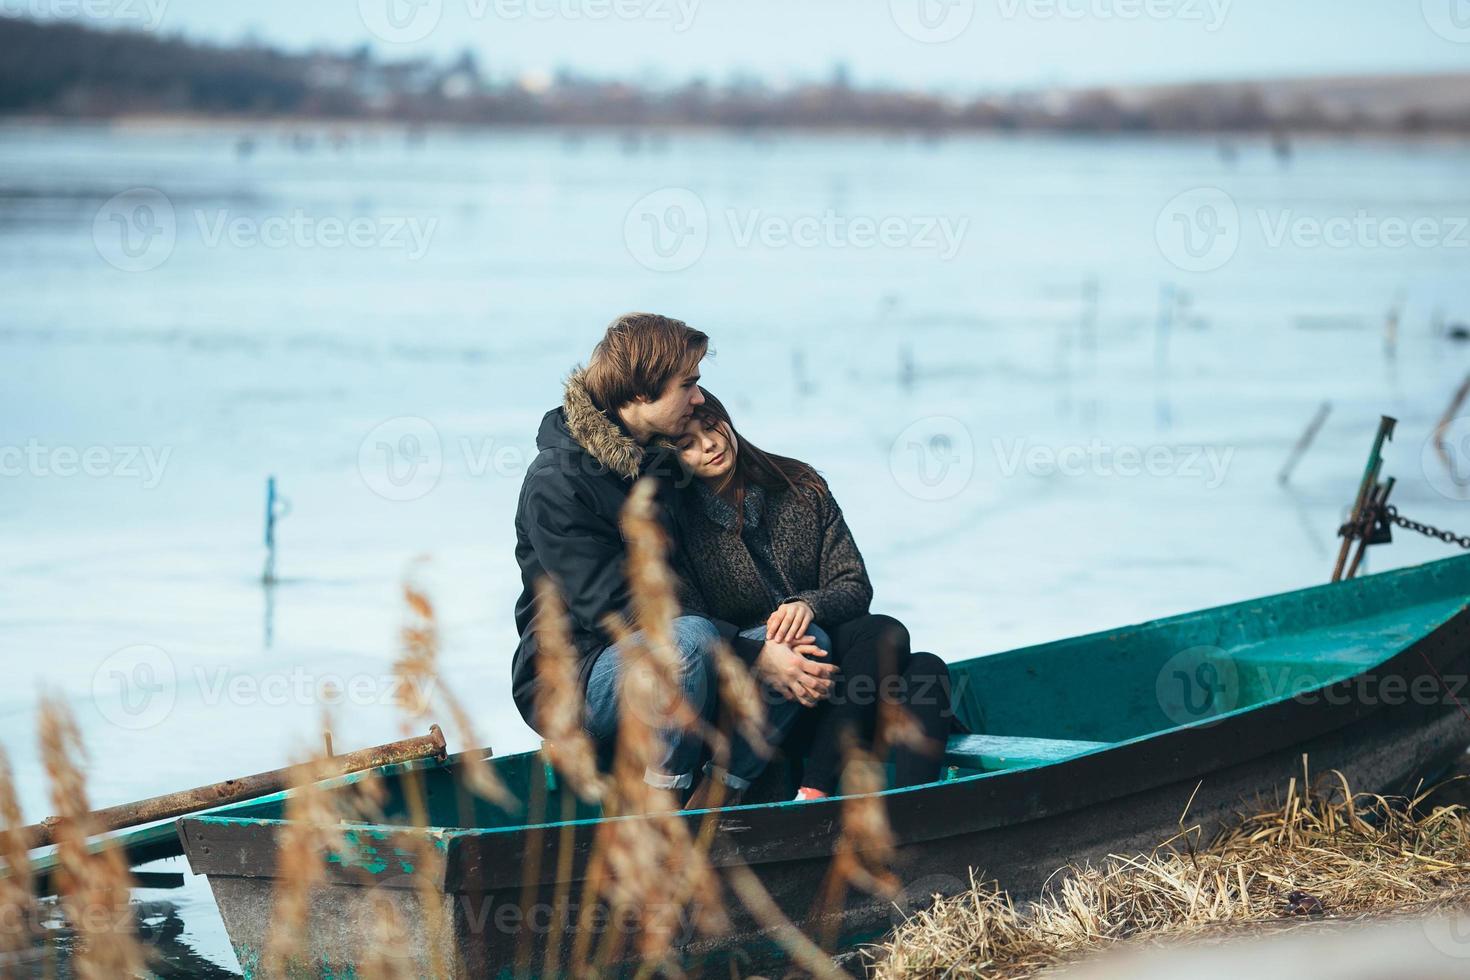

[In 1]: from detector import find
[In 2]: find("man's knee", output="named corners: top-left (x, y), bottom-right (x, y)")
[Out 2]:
top-left (671, 616), bottom-right (720, 654)
top-left (868, 614), bottom-right (910, 655)
top-left (669, 616), bottom-right (721, 685)
top-left (808, 623), bottom-right (832, 652)
top-left (908, 650), bottom-right (948, 678)
top-left (904, 651), bottom-right (953, 713)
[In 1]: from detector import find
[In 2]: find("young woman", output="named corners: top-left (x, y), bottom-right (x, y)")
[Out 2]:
top-left (670, 389), bottom-right (954, 801)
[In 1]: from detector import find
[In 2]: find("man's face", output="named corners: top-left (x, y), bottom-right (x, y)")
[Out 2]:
top-left (640, 368), bottom-right (705, 438)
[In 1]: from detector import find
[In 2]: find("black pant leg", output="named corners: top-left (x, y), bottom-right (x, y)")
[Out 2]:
top-left (889, 651), bottom-right (954, 788)
top-left (801, 614), bottom-right (912, 794)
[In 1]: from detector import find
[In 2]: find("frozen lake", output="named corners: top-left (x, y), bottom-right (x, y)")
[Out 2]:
top-left (1, 122), bottom-right (1468, 972)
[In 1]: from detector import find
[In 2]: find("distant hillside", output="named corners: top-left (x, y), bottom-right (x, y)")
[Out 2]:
top-left (2, 15), bottom-right (1468, 134)
top-left (1104, 73), bottom-right (1470, 132)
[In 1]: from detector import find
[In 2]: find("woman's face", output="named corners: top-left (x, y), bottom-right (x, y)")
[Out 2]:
top-left (677, 414), bottom-right (738, 480)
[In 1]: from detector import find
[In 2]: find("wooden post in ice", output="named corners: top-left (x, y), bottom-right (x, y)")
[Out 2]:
top-left (1081, 275), bottom-right (1099, 359)
top-left (1154, 283), bottom-right (1176, 428)
top-left (1278, 401), bottom-right (1332, 487)
top-left (262, 475), bottom-right (290, 585)
top-left (1154, 283), bottom-right (1175, 372)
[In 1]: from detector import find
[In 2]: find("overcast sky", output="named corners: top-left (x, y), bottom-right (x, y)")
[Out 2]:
top-left (16, 0), bottom-right (1470, 90)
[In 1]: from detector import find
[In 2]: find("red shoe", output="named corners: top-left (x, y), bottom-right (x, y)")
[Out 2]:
top-left (794, 786), bottom-right (828, 802)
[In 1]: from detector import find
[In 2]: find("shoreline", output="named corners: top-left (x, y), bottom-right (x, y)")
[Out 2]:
top-left (4, 114), bottom-right (1470, 146)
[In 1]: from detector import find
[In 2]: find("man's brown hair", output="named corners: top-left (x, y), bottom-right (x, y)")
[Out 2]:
top-left (583, 312), bottom-right (710, 412)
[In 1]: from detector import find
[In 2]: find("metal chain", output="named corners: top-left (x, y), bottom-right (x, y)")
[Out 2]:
top-left (1384, 505), bottom-right (1470, 550)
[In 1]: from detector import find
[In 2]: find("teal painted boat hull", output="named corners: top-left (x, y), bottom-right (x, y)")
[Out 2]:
top-left (178, 555), bottom-right (1470, 977)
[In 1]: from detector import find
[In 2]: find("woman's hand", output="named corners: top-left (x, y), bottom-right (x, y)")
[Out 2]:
top-left (754, 637), bottom-right (837, 708)
top-left (766, 600), bottom-right (815, 645)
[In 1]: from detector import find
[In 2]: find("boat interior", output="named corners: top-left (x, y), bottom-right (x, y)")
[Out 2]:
top-left (192, 556), bottom-right (1470, 834)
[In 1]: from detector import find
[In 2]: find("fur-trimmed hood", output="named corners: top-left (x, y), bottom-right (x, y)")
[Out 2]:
top-left (555, 367), bottom-right (644, 481)
top-left (511, 369), bottom-right (685, 725)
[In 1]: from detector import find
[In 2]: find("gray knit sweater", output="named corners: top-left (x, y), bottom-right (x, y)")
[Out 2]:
top-left (673, 478), bottom-right (873, 630)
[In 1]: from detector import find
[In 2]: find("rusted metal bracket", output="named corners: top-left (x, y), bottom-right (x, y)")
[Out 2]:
top-left (1332, 416), bottom-right (1396, 583)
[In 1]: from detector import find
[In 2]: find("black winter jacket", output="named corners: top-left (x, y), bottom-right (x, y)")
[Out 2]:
top-left (509, 369), bottom-right (757, 728)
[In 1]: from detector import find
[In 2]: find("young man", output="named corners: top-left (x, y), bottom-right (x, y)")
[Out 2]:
top-left (511, 312), bottom-right (826, 800)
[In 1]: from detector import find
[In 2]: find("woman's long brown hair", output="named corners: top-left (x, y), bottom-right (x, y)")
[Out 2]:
top-left (684, 388), bottom-right (826, 530)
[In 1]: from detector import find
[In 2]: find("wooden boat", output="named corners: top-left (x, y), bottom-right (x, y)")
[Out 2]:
top-left (176, 554), bottom-right (1470, 977)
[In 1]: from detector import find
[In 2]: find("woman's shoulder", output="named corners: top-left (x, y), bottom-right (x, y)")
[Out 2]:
top-left (770, 472), bottom-right (835, 511)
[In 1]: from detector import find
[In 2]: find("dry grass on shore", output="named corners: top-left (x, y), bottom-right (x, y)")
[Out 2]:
top-left (872, 767), bottom-right (1470, 979)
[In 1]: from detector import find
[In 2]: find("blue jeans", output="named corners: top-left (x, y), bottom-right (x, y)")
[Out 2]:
top-left (584, 616), bottom-right (831, 791)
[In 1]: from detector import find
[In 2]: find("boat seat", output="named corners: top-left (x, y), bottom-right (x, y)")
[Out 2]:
top-left (944, 734), bottom-right (1109, 772)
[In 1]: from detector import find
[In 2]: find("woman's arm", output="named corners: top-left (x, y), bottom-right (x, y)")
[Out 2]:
top-left (672, 535), bottom-right (770, 666)
top-left (782, 483), bottom-right (873, 626)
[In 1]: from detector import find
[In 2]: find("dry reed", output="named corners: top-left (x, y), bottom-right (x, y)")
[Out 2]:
top-left (393, 566), bottom-right (510, 808)
top-left (259, 752), bottom-right (353, 976)
top-left (563, 478), bottom-right (738, 968)
top-left (260, 702), bottom-right (409, 977)
top-left (358, 899), bottom-right (416, 980)
top-left (0, 745), bottom-right (36, 973)
top-left (711, 641), bottom-right (770, 761)
top-left (874, 765), bottom-right (1470, 979)
top-left (831, 746), bottom-right (900, 900)
top-left (533, 577), bottom-right (607, 803)
top-left (590, 613), bottom-right (728, 963)
top-left (37, 693), bottom-right (146, 980)
top-left (876, 699), bottom-right (938, 760)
